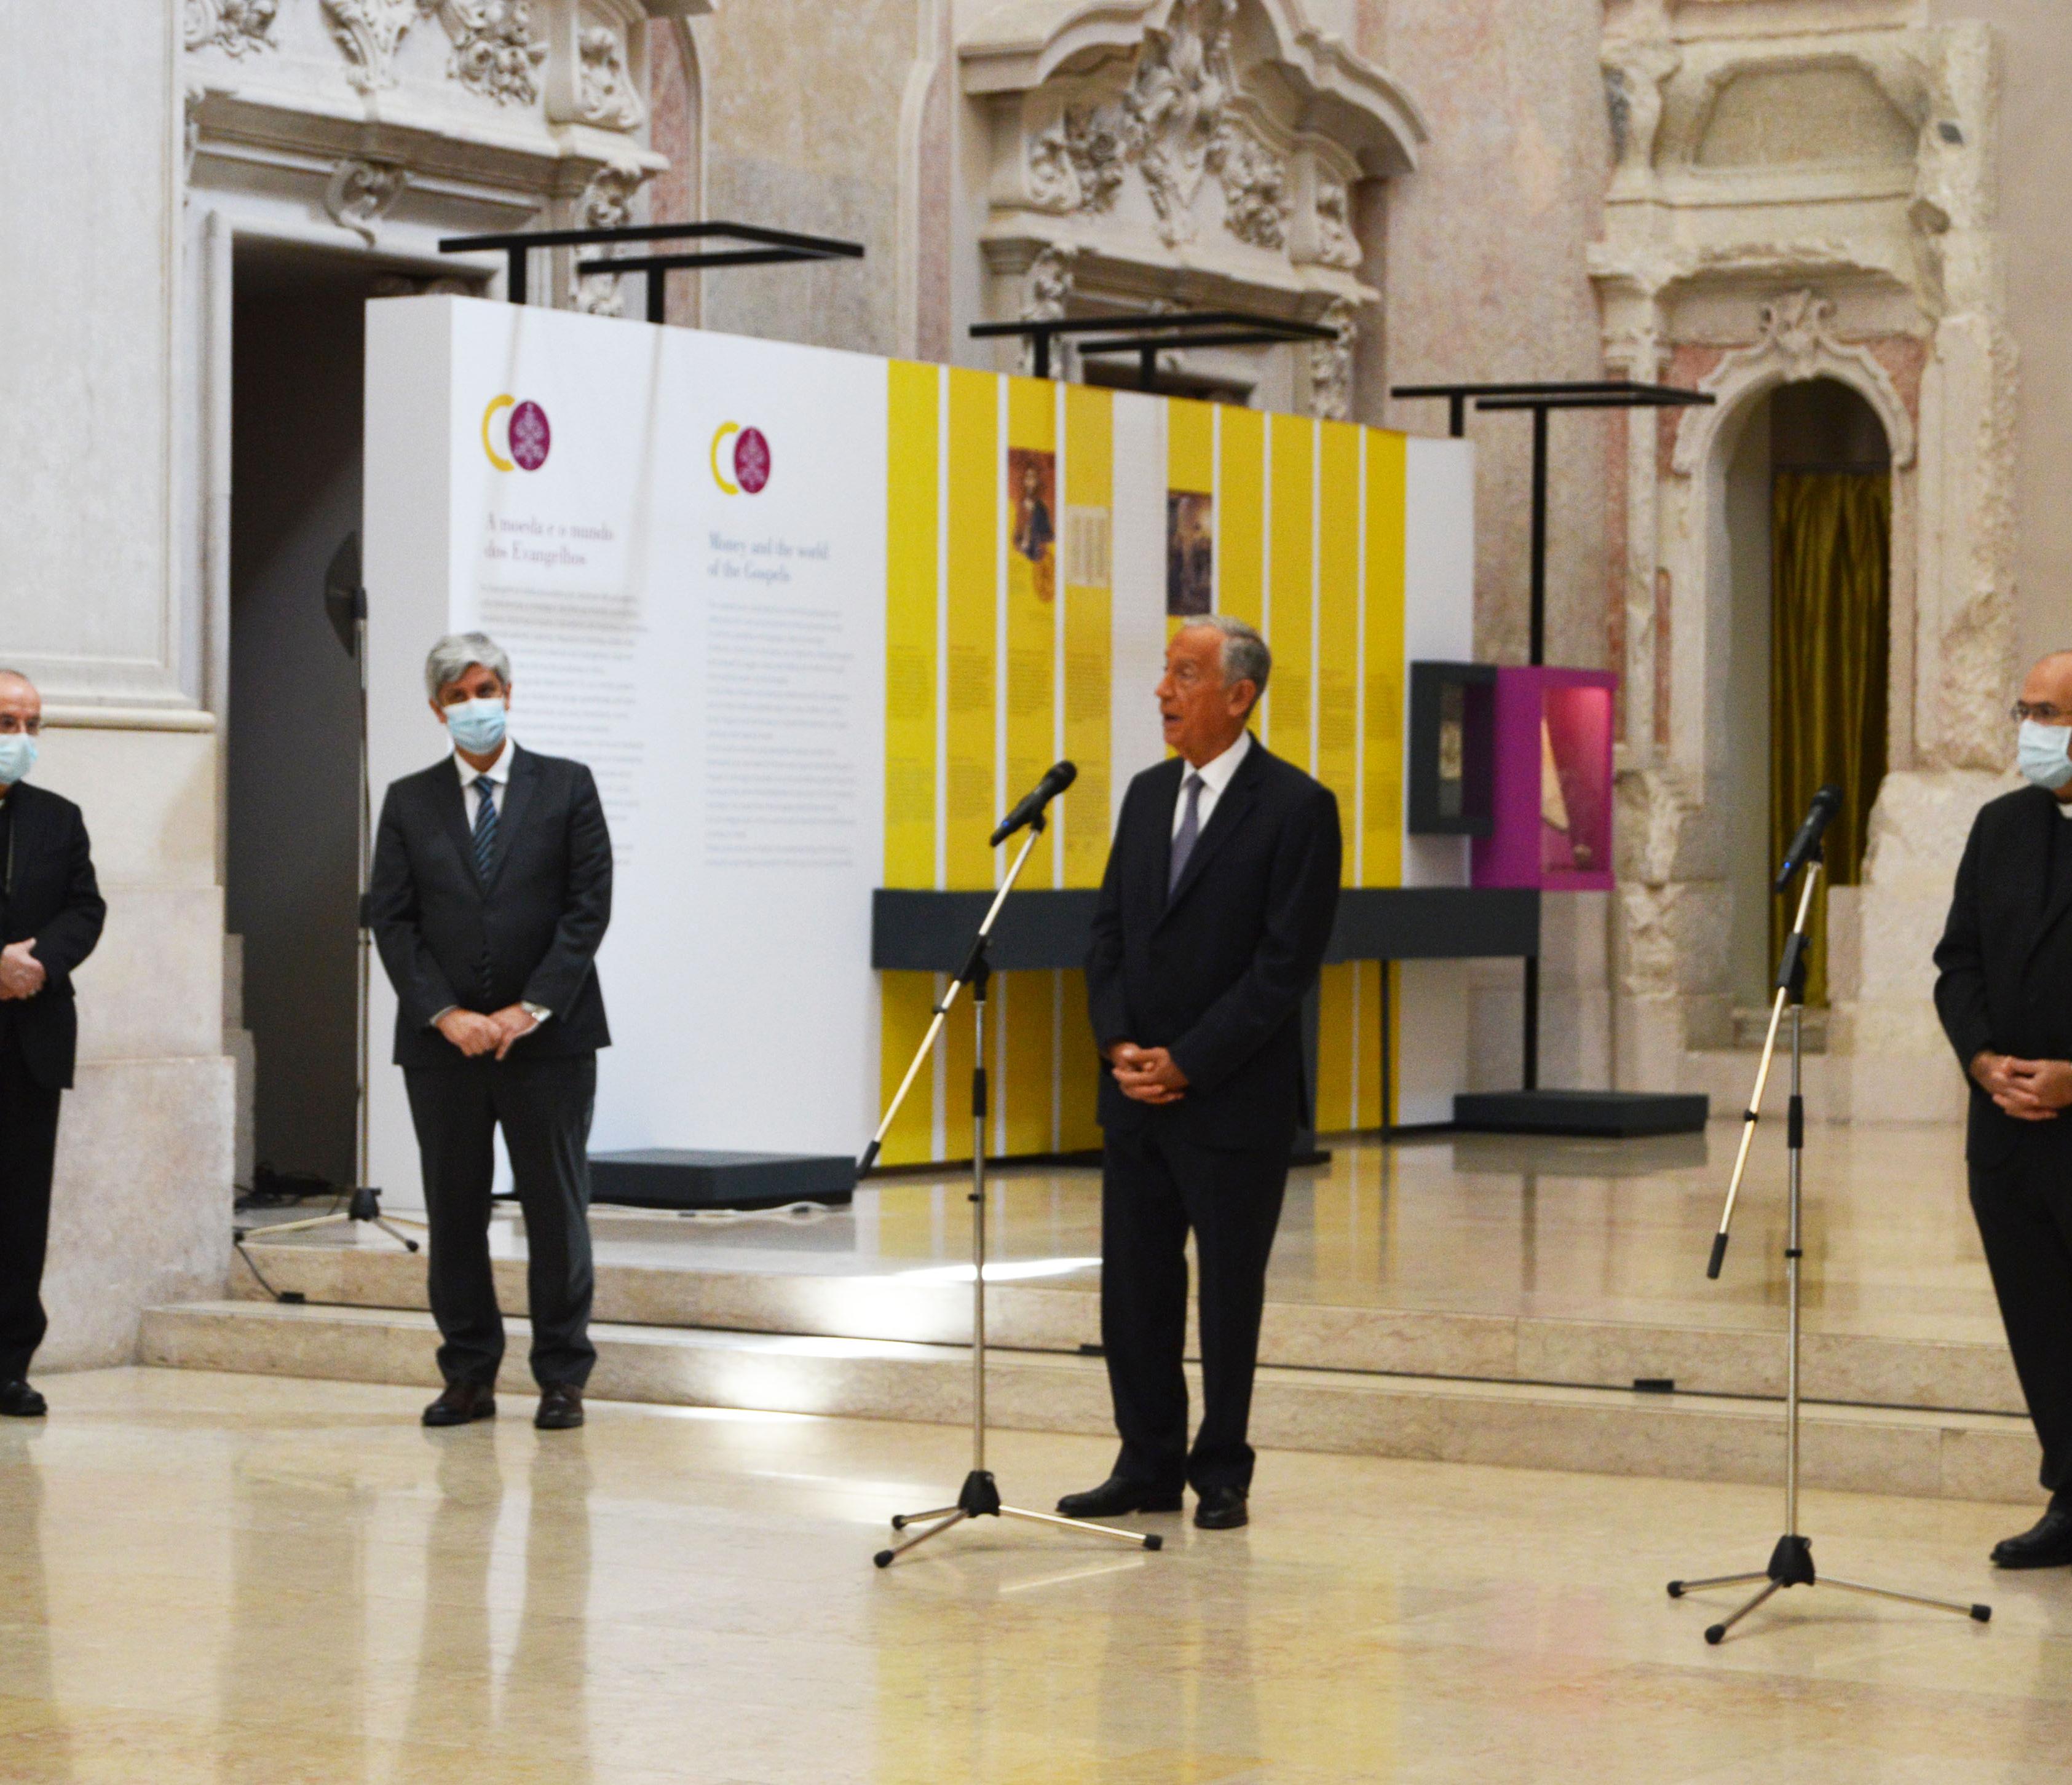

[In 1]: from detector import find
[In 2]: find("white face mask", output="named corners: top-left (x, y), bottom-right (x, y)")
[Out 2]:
top-left (0, 732), bottom-right (36, 787)
top-left (2019, 719), bottom-right (2072, 792)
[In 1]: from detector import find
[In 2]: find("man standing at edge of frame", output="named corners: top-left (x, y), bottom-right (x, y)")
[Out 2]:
top-left (368, 632), bottom-right (612, 1433)
top-left (1936, 648), bottom-right (2072, 1568)
top-left (1063, 614), bottom-right (1342, 1531)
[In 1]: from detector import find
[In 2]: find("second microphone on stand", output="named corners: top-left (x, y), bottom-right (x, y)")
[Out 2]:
top-left (992, 760), bottom-right (1077, 847)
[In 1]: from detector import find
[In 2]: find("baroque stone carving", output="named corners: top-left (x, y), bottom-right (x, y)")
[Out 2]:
top-left (1309, 298), bottom-right (1355, 421)
top-left (185, 0), bottom-right (279, 57)
top-left (1672, 289), bottom-right (1917, 474)
top-left (1019, 245), bottom-right (1073, 376)
top-left (1217, 127), bottom-right (1289, 251)
top-left (571, 159), bottom-right (650, 315)
top-left (1311, 171), bottom-right (1359, 270)
top-left (577, 22), bottom-right (644, 130)
top-left (1601, 34), bottom-right (1680, 176)
top-left (322, 0), bottom-right (437, 93)
top-left (323, 158), bottom-right (409, 245)
top-left (445, 0), bottom-right (547, 108)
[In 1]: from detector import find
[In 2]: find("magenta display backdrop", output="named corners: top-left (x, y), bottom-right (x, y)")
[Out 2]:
top-left (1471, 666), bottom-right (1618, 892)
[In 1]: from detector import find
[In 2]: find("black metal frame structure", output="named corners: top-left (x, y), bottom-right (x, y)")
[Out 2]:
top-left (438, 221), bottom-right (865, 321)
top-left (1391, 380), bottom-right (1714, 1094)
top-left (973, 310), bottom-right (1337, 388)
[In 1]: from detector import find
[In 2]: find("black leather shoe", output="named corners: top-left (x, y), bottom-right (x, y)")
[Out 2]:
top-left (1056, 1475), bottom-right (1182, 1518)
top-left (1193, 1486), bottom-right (1249, 1529)
top-left (1991, 1503), bottom-right (2072, 1569)
top-left (535, 1383), bottom-right (585, 1430)
top-left (422, 1381), bottom-right (496, 1427)
top-left (0, 1381), bottom-right (47, 1418)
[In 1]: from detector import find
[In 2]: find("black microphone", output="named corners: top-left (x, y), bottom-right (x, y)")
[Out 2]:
top-left (1773, 784), bottom-right (1843, 893)
top-left (990, 760), bottom-right (1077, 847)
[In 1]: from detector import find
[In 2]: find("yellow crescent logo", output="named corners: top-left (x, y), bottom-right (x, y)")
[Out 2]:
top-left (710, 420), bottom-right (740, 495)
top-left (482, 394), bottom-right (516, 471)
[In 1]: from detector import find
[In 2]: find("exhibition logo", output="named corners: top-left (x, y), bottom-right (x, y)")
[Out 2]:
top-left (482, 395), bottom-right (552, 472)
top-left (710, 421), bottom-right (772, 495)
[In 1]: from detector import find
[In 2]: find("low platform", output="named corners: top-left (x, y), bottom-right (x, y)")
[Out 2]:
top-left (1453, 1088), bottom-right (1711, 1137)
top-left (589, 1148), bottom-right (856, 1210)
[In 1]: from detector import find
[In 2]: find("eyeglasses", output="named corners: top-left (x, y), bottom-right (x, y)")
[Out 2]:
top-left (2013, 703), bottom-right (2072, 724)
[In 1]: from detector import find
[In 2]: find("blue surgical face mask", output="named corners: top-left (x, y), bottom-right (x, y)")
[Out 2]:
top-left (0, 733), bottom-right (37, 787)
top-left (443, 696), bottom-right (507, 755)
top-left (2019, 719), bottom-right (2072, 792)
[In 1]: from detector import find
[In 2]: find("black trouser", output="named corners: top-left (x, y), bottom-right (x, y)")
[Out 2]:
top-left (1099, 1121), bottom-right (1292, 1494)
top-left (405, 1052), bottom-right (598, 1391)
top-left (0, 1024), bottom-right (63, 1385)
top-left (1971, 1135), bottom-right (2072, 1496)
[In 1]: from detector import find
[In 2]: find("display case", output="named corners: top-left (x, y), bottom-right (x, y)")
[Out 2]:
top-left (1471, 666), bottom-right (1618, 892)
top-left (1407, 660), bottom-right (1497, 835)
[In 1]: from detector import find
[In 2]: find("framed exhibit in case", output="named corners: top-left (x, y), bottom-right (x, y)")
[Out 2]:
top-left (1471, 666), bottom-right (1618, 892)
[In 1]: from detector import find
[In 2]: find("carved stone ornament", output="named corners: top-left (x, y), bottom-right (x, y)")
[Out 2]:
top-left (322, 0), bottom-right (438, 93)
top-left (1020, 245), bottom-right (1074, 375)
top-left (323, 158), bottom-right (409, 245)
top-left (577, 22), bottom-right (644, 130)
top-left (1672, 289), bottom-right (1916, 475)
top-left (1311, 170), bottom-right (1359, 269)
top-left (184, 0), bottom-right (279, 57)
top-left (444, 0), bottom-right (548, 108)
top-left (572, 159), bottom-right (652, 315)
top-left (1309, 298), bottom-right (1355, 420)
top-left (1217, 126), bottom-right (1289, 251)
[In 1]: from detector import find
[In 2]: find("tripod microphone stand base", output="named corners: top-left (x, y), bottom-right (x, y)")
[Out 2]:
top-left (235, 1186), bottom-right (425, 1256)
top-left (1669, 1534), bottom-right (1989, 1645)
top-left (875, 1469), bottom-right (1162, 1569)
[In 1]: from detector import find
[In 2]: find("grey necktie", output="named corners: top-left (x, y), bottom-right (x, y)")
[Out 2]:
top-left (472, 778), bottom-right (499, 880)
top-left (1168, 771), bottom-right (1205, 895)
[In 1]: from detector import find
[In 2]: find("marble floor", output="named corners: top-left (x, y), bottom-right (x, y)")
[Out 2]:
top-left (312, 1120), bottom-right (1997, 1346)
top-left (6, 1366), bottom-right (2068, 1784)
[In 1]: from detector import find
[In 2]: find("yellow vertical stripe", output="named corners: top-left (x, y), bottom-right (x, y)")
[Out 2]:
top-left (1218, 406), bottom-right (1265, 631)
top-left (1364, 430), bottom-right (1408, 891)
top-left (878, 361), bottom-right (941, 1165)
top-left (1266, 414), bottom-right (1313, 768)
top-left (1002, 971), bottom-right (1053, 1156)
top-left (1316, 420), bottom-right (1361, 878)
top-left (1062, 384), bottom-right (1113, 890)
top-left (1167, 396), bottom-right (1214, 494)
top-left (1005, 374), bottom-right (1058, 893)
top-left (945, 368), bottom-right (998, 891)
top-left (1058, 968), bottom-right (1102, 1151)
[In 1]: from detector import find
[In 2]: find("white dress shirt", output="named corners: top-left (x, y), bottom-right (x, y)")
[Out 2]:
top-left (454, 738), bottom-right (512, 825)
top-left (1172, 730), bottom-right (1252, 837)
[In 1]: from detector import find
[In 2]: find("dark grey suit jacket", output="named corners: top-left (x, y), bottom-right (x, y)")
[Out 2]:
top-left (1086, 738), bottom-right (1342, 1148)
top-left (368, 745), bottom-right (612, 1070)
top-left (0, 783), bottom-right (107, 1089)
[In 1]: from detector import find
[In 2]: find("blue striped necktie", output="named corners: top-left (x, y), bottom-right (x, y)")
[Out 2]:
top-left (1168, 772), bottom-right (1204, 895)
top-left (472, 777), bottom-right (499, 879)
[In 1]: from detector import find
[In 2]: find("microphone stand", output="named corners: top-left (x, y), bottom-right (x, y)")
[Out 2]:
top-left (866, 814), bottom-right (1161, 1568)
top-left (1667, 845), bottom-right (1988, 1642)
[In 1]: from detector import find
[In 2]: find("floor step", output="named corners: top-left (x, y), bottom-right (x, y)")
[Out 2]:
top-left (142, 1299), bottom-right (2044, 1505)
top-left (229, 1240), bottom-right (2029, 1417)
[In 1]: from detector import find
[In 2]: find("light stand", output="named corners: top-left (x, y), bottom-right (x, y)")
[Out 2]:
top-left (864, 818), bottom-right (1160, 1568)
top-left (233, 547), bottom-right (424, 1277)
top-left (1667, 847), bottom-right (1988, 1642)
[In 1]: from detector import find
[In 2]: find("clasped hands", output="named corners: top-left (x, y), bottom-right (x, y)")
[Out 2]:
top-left (1972, 1050), bottom-right (2072, 1122)
top-left (1107, 1040), bottom-right (1188, 1105)
top-left (0, 939), bottom-right (46, 1001)
top-left (437, 1004), bottom-right (541, 1061)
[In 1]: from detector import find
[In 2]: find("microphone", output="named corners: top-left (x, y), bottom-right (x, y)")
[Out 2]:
top-left (990, 760), bottom-right (1077, 847)
top-left (1773, 784), bottom-right (1843, 893)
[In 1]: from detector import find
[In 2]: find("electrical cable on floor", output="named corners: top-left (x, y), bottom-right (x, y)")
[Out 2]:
top-left (231, 1238), bottom-right (303, 1304)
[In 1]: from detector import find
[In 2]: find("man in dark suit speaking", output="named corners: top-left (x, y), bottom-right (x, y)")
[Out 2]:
top-left (369, 633), bottom-right (612, 1432)
top-left (1061, 615), bottom-right (1342, 1531)
top-left (0, 669), bottom-right (106, 1419)
top-left (1936, 648), bottom-right (2072, 1568)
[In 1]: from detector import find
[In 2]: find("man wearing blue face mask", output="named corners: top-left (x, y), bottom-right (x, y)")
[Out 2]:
top-left (0, 669), bottom-right (107, 1419)
top-left (367, 633), bottom-right (612, 1432)
top-left (1936, 649), bottom-right (2072, 1567)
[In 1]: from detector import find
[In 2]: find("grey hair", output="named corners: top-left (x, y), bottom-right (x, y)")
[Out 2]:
top-left (424, 632), bottom-right (512, 701)
top-left (1179, 614), bottom-right (1271, 707)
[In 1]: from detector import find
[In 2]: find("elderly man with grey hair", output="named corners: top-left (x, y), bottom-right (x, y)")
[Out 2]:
top-left (366, 632), bottom-right (612, 1431)
top-left (1064, 613), bottom-right (1342, 1531)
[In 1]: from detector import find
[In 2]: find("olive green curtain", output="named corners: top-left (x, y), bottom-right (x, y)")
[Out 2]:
top-left (1770, 471), bottom-right (1890, 1006)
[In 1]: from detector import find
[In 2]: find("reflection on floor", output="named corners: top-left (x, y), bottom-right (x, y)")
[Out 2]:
top-left (404, 1120), bottom-right (1985, 1344)
top-left (2, 1367), bottom-right (2065, 1784)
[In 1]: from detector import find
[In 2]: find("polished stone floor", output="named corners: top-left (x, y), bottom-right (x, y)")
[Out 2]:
top-left (5, 1366), bottom-right (2068, 1783)
top-left (364, 1119), bottom-right (1998, 1346)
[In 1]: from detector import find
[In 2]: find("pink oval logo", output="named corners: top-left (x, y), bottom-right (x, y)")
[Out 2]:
top-left (509, 400), bottom-right (552, 471)
top-left (733, 426), bottom-right (771, 494)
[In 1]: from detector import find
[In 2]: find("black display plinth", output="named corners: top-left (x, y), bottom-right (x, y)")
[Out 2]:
top-left (1452, 1089), bottom-right (1709, 1138)
top-left (588, 1149), bottom-right (856, 1210)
